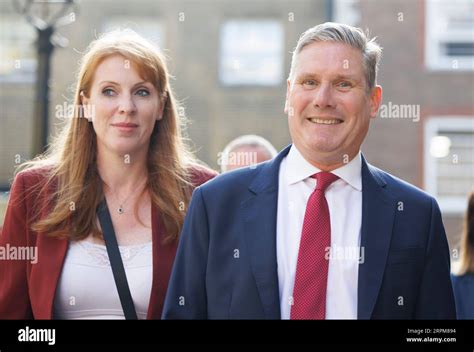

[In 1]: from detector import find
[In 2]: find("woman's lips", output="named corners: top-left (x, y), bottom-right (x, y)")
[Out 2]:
top-left (111, 122), bottom-right (138, 132)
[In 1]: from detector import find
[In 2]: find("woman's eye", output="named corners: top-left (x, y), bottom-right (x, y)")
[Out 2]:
top-left (136, 89), bottom-right (150, 97)
top-left (102, 88), bottom-right (116, 96)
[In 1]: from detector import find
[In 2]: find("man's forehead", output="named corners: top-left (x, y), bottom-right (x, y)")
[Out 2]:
top-left (296, 41), bottom-right (364, 73)
top-left (299, 40), bottom-right (362, 56)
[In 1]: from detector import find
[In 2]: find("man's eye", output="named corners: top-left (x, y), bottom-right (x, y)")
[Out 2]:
top-left (302, 80), bottom-right (317, 87)
top-left (135, 89), bottom-right (150, 97)
top-left (337, 81), bottom-right (352, 88)
top-left (102, 88), bottom-right (116, 96)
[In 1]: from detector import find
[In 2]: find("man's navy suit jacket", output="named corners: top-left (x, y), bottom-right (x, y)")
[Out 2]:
top-left (163, 145), bottom-right (456, 319)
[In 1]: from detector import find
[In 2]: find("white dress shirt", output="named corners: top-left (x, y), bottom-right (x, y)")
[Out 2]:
top-left (277, 145), bottom-right (363, 319)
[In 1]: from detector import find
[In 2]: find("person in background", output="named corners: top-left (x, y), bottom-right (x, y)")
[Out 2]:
top-left (0, 30), bottom-right (216, 319)
top-left (220, 134), bottom-right (277, 172)
top-left (451, 189), bottom-right (474, 319)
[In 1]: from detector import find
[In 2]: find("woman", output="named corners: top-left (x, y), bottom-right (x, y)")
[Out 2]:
top-left (0, 30), bottom-right (217, 319)
top-left (451, 189), bottom-right (474, 319)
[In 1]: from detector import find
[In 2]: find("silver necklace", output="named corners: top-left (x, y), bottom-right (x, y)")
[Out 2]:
top-left (116, 193), bottom-right (134, 215)
top-left (107, 178), bottom-right (147, 215)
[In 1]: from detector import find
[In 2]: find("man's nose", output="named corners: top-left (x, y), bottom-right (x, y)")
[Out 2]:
top-left (312, 83), bottom-right (335, 109)
top-left (118, 94), bottom-right (137, 115)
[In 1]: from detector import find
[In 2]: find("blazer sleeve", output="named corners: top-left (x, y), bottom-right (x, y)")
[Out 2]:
top-left (414, 198), bottom-right (456, 319)
top-left (0, 172), bottom-right (33, 319)
top-left (162, 186), bottom-right (209, 319)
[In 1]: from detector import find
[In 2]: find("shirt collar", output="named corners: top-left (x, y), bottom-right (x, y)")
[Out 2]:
top-left (285, 145), bottom-right (362, 191)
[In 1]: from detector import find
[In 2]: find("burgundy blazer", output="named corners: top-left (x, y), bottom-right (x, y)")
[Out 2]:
top-left (0, 165), bottom-right (217, 319)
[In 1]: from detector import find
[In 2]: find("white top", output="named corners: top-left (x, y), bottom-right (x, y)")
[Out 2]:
top-left (53, 240), bottom-right (153, 319)
top-left (277, 145), bottom-right (363, 319)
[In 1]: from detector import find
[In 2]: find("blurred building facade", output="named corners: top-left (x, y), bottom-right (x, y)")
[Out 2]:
top-left (1, 0), bottom-right (473, 253)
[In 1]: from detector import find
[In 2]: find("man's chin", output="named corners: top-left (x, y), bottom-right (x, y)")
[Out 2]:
top-left (298, 142), bottom-right (349, 166)
top-left (306, 141), bottom-right (342, 156)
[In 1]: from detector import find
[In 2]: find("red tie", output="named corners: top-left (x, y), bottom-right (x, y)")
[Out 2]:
top-left (291, 172), bottom-right (339, 320)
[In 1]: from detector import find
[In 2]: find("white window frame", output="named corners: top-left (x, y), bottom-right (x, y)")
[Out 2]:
top-left (424, 117), bottom-right (474, 214)
top-left (0, 15), bottom-right (37, 83)
top-left (425, 0), bottom-right (474, 71)
top-left (334, 0), bottom-right (361, 27)
top-left (219, 19), bottom-right (284, 87)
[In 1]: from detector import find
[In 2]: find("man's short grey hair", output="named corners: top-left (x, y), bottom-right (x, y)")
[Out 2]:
top-left (220, 134), bottom-right (278, 172)
top-left (288, 22), bottom-right (382, 91)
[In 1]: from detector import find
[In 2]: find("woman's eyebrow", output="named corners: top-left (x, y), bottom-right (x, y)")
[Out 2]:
top-left (132, 81), bottom-right (152, 88)
top-left (98, 80), bottom-right (152, 87)
top-left (98, 80), bottom-right (119, 86)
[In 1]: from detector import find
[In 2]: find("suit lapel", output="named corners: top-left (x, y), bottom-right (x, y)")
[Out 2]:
top-left (241, 145), bottom-right (291, 319)
top-left (357, 156), bottom-right (396, 319)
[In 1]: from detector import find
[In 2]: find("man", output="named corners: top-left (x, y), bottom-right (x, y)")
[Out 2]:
top-left (162, 22), bottom-right (456, 319)
top-left (220, 134), bottom-right (278, 172)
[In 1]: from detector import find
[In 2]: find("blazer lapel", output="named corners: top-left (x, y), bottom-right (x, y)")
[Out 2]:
top-left (147, 204), bottom-right (177, 319)
top-left (357, 156), bottom-right (396, 319)
top-left (30, 233), bottom-right (68, 319)
top-left (241, 145), bottom-right (291, 319)
top-left (29, 181), bottom-right (69, 320)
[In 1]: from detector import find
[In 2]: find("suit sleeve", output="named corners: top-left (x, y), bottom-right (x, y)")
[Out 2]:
top-left (0, 172), bottom-right (33, 319)
top-left (162, 186), bottom-right (210, 319)
top-left (414, 198), bottom-right (456, 319)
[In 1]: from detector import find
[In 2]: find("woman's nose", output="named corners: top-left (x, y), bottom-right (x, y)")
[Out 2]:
top-left (118, 94), bottom-right (137, 115)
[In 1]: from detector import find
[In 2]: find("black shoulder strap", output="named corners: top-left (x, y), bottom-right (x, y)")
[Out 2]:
top-left (96, 199), bottom-right (138, 320)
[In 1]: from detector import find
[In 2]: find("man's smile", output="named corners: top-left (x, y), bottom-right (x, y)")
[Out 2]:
top-left (306, 117), bottom-right (344, 125)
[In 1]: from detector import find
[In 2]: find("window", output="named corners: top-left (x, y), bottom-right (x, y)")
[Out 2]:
top-left (424, 117), bottom-right (474, 213)
top-left (425, 0), bottom-right (474, 70)
top-left (219, 20), bottom-right (284, 86)
top-left (0, 16), bottom-right (37, 83)
top-left (102, 17), bottom-right (165, 49)
top-left (334, 0), bottom-right (360, 27)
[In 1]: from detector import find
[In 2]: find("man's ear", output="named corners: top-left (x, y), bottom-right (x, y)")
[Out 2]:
top-left (369, 85), bottom-right (382, 119)
top-left (284, 79), bottom-right (291, 114)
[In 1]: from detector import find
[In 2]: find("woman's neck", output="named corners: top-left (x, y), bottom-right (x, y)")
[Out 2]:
top-left (97, 146), bottom-right (148, 192)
